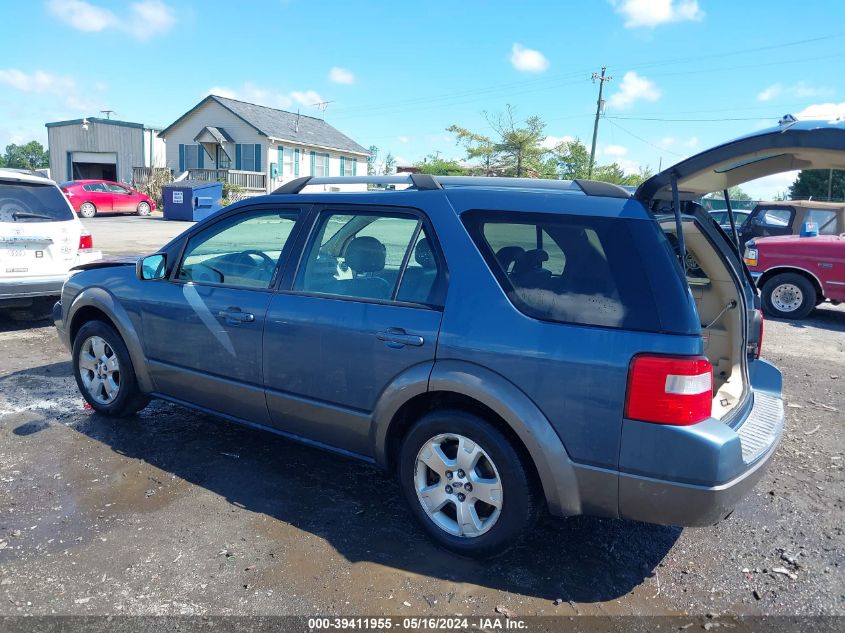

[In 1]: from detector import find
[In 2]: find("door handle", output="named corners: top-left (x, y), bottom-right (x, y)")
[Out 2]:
top-left (217, 308), bottom-right (255, 324)
top-left (376, 328), bottom-right (424, 348)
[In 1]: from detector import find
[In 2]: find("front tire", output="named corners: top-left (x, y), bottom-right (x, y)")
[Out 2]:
top-left (762, 272), bottom-right (816, 319)
top-left (398, 409), bottom-right (540, 558)
top-left (72, 320), bottom-right (149, 416)
top-left (137, 201), bottom-right (151, 216)
top-left (79, 202), bottom-right (97, 218)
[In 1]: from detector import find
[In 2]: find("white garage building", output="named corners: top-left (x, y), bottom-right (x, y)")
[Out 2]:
top-left (46, 117), bottom-right (165, 184)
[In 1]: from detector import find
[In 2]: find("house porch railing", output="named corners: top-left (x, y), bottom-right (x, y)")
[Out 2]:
top-left (187, 168), bottom-right (266, 192)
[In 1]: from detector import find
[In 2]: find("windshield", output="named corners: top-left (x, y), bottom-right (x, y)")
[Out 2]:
top-left (0, 182), bottom-right (75, 223)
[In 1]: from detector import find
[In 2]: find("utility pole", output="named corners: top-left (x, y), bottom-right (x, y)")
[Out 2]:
top-left (588, 67), bottom-right (612, 179)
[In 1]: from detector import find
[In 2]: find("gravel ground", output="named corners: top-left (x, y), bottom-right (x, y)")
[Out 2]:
top-left (0, 216), bottom-right (842, 617)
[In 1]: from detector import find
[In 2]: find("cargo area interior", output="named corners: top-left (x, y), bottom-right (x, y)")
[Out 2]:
top-left (660, 217), bottom-right (745, 420)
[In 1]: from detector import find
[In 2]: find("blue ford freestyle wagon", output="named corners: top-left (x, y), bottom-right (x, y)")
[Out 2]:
top-left (55, 121), bottom-right (841, 557)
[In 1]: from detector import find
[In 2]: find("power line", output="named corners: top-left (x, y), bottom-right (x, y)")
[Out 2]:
top-left (605, 119), bottom-right (686, 158)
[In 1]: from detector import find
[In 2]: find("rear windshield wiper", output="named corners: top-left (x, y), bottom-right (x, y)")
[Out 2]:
top-left (12, 211), bottom-right (57, 221)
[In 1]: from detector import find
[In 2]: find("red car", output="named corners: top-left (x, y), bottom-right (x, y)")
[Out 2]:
top-left (60, 180), bottom-right (156, 218)
top-left (744, 233), bottom-right (845, 319)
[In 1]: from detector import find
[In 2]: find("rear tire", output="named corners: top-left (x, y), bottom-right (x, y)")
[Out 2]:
top-left (398, 409), bottom-right (540, 558)
top-left (72, 320), bottom-right (149, 416)
top-left (79, 202), bottom-right (97, 218)
top-left (761, 272), bottom-right (816, 319)
top-left (137, 201), bottom-right (151, 216)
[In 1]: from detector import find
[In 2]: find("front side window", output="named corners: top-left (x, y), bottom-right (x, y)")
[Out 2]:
top-left (805, 209), bottom-right (839, 234)
top-left (177, 210), bottom-right (299, 288)
top-left (83, 183), bottom-right (107, 192)
top-left (464, 211), bottom-right (661, 330)
top-left (105, 183), bottom-right (130, 194)
top-left (295, 210), bottom-right (442, 304)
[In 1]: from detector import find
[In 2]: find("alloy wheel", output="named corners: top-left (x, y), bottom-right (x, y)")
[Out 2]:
top-left (414, 433), bottom-right (503, 538)
top-left (78, 335), bottom-right (121, 405)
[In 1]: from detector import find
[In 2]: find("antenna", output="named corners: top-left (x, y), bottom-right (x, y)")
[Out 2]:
top-left (312, 100), bottom-right (334, 113)
top-left (100, 109), bottom-right (115, 120)
top-left (295, 109), bottom-right (300, 133)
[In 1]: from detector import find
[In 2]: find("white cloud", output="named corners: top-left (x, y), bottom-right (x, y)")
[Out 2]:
top-left (510, 43), bottom-right (549, 73)
top-left (743, 171), bottom-right (800, 201)
top-left (397, 135), bottom-right (410, 143)
top-left (207, 83), bottom-right (325, 110)
top-left (757, 84), bottom-right (782, 102)
top-left (607, 71), bottom-right (661, 110)
top-left (602, 144), bottom-right (628, 157)
top-left (658, 136), bottom-right (675, 147)
top-left (329, 67), bottom-right (355, 84)
top-left (0, 68), bottom-right (99, 112)
top-left (610, 0), bottom-right (703, 28)
top-left (796, 101), bottom-right (845, 121)
top-left (684, 136), bottom-right (699, 148)
top-left (46, 0), bottom-right (175, 40)
top-left (541, 135), bottom-right (574, 150)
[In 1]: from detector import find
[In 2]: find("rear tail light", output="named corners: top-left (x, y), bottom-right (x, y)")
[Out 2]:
top-left (625, 355), bottom-right (713, 426)
top-left (78, 231), bottom-right (93, 251)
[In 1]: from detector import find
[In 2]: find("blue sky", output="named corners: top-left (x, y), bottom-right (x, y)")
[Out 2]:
top-left (2, 0), bottom-right (844, 197)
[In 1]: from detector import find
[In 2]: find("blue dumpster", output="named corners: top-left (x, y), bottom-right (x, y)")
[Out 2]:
top-left (162, 180), bottom-right (224, 221)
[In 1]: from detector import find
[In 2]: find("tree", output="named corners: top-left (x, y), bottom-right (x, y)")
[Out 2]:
top-left (414, 155), bottom-right (466, 176)
top-left (548, 138), bottom-right (591, 179)
top-left (707, 186), bottom-right (752, 201)
top-left (366, 145), bottom-right (379, 176)
top-left (3, 141), bottom-right (49, 170)
top-left (382, 152), bottom-right (396, 176)
top-left (446, 125), bottom-right (499, 175)
top-left (789, 169), bottom-right (845, 201)
top-left (484, 106), bottom-right (547, 177)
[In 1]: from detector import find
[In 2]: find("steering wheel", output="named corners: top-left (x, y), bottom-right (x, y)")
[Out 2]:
top-left (238, 249), bottom-right (276, 267)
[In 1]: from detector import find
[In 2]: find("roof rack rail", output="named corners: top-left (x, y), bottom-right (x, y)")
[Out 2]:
top-left (271, 174), bottom-right (441, 195)
top-left (270, 174), bottom-right (631, 198)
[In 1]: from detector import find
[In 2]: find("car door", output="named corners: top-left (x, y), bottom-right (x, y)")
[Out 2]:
top-left (263, 205), bottom-right (446, 457)
top-left (84, 183), bottom-right (112, 212)
top-left (104, 182), bottom-right (135, 213)
top-left (141, 205), bottom-right (303, 423)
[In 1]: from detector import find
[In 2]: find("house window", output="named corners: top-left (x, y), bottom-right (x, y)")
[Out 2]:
top-left (237, 143), bottom-right (258, 171)
top-left (342, 157), bottom-right (354, 177)
top-left (283, 147), bottom-right (293, 175)
top-left (184, 144), bottom-right (199, 170)
top-left (217, 146), bottom-right (231, 169)
top-left (313, 152), bottom-right (329, 176)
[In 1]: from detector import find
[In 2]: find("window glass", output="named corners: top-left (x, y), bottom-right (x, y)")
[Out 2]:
top-left (184, 144), bottom-right (199, 170)
top-left (105, 183), bottom-right (130, 194)
top-left (342, 157), bottom-right (354, 177)
top-left (283, 147), bottom-right (293, 175)
top-left (84, 183), bottom-right (108, 192)
top-left (805, 209), bottom-right (839, 234)
top-left (217, 147), bottom-right (231, 169)
top-left (0, 182), bottom-right (74, 223)
top-left (313, 153), bottom-right (329, 177)
top-left (296, 211), bottom-right (421, 301)
top-left (757, 208), bottom-right (792, 227)
top-left (395, 226), bottom-right (442, 305)
top-left (177, 210), bottom-right (298, 288)
top-left (465, 212), bottom-right (661, 330)
top-left (238, 144), bottom-right (256, 171)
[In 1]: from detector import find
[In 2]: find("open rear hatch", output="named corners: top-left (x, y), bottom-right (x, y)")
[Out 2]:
top-left (635, 118), bottom-right (845, 421)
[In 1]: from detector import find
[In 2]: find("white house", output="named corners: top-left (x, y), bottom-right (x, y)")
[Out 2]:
top-left (158, 95), bottom-right (369, 194)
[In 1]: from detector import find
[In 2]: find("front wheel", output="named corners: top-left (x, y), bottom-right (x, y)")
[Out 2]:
top-left (137, 201), bottom-right (151, 216)
top-left (761, 272), bottom-right (816, 319)
top-left (79, 202), bottom-right (97, 218)
top-left (72, 320), bottom-right (149, 416)
top-left (398, 409), bottom-right (540, 558)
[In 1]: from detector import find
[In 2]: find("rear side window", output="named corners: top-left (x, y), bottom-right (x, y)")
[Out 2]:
top-left (755, 208), bottom-right (793, 228)
top-left (463, 211), bottom-right (661, 331)
top-left (805, 208), bottom-right (839, 234)
top-left (0, 182), bottom-right (74, 223)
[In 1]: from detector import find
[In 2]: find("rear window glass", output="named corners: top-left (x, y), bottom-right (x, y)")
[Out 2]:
top-left (0, 182), bottom-right (74, 223)
top-left (463, 211), bottom-right (661, 331)
top-left (805, 209), bottom-right (839, 234)
top-left (755, 208), bottom-right (792, 228)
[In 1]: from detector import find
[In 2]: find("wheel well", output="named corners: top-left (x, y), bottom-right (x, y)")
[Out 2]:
top-left (759, 268), bottom-right (823, 301)
top-left (384, 390), bottom-right (543, 489)
top-left (69, 306), bottom-right (118, 345)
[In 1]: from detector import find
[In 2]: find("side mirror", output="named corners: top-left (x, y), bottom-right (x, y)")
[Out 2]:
top-left (137, 253), bottom-right (166, 280)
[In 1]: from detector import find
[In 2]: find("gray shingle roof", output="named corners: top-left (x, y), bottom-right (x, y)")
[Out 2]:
top-left (212, 96), bottom-right (367, 155)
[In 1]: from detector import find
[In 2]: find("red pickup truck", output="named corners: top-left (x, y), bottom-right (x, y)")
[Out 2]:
top-left (744, 233), bottom-right (845, 319)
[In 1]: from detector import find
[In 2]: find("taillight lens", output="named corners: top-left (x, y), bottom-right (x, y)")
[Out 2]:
top-left (79, 231), bottom-right (93, 251)
top-left (625, 355), bottom-right (713, 426)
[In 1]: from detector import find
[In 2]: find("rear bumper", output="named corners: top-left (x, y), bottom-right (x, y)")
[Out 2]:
top-left (0, 275), bottom-right (66, 304)
top-left (616, 359), bottom-right (784, 526)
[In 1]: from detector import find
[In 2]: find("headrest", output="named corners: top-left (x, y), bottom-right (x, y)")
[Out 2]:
top-left (415, 237), bottom-right (436, 269)
top-left (495, 245), bottom-right (525, 272)
top-left (345, 236), bottom-right (386, 273)
top-left (513, 249), bottom-right (549, 274)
